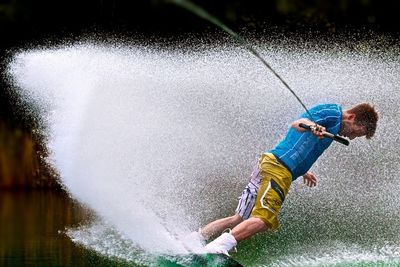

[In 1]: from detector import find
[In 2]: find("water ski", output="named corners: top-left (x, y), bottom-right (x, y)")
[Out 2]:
top-left (157, 253), bottom-right (243, 267)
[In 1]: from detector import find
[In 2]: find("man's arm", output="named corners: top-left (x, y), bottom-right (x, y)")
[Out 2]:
top-left (291, 118), bottom-right (326, 138)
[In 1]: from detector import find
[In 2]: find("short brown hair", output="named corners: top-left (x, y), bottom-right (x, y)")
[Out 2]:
top-left (347, 103), bottom-right (378, 139)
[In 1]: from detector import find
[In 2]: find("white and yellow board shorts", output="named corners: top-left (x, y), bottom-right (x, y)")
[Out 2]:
top-left (235, 153), bottom-right (292, 231)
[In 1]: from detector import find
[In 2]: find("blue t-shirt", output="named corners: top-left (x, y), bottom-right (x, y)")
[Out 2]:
top-left (268, 104), bottom-right (342, 180)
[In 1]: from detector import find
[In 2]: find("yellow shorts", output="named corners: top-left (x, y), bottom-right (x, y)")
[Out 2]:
top-left (250, 153), bottom-right (292, 231)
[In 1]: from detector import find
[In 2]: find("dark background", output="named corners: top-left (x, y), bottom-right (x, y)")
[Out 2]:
top-left (0, 0), bottom-right (399, 189)
top-left (1, 0), bottom-right (399, 51)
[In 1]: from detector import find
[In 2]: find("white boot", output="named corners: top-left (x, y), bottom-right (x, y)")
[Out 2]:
top-left (204, 232), bottom-right (237, 256)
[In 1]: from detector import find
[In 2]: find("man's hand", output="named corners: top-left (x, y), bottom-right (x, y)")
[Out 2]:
top-left (292, 118), bottom-right (326, 139)
top-left (309, 124), bottom-right (326, 139)
top-left (303, 171), bottom-right (317, 187)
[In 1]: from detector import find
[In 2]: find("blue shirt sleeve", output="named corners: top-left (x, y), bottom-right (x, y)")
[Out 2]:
top-left (301, 104), bottom-right (342, 134)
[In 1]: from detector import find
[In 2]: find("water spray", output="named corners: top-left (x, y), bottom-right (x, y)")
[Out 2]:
top-left (169, 0), bottom-right (349, 146)
top-left (8, 28), bottom-right (400, 266)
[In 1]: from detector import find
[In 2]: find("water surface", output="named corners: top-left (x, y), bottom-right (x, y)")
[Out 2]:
top-left (0, 191), bottom-right (139, 267)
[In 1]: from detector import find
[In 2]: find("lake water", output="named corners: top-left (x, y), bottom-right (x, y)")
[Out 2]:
top-left (0, 191), bottom-right (141, 267)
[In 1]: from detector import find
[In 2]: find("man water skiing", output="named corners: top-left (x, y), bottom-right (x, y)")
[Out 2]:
top-left (187, 103), bottom-right (378, 255)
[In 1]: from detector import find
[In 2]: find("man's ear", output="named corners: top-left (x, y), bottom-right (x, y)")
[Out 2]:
top-left (348, 113), bottom-right (356, 121)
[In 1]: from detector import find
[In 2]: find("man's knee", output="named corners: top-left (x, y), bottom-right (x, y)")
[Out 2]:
top-left (230, 214), bottom-right (244, 225)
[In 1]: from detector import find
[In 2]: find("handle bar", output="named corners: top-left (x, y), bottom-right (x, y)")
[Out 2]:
top-left (299, 123), bottom-right (349, 146)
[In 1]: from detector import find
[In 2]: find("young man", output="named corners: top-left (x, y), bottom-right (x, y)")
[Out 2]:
top-left (192, 103), bottom-right (378, 255)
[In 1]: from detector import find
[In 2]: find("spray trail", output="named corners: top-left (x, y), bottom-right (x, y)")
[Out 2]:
top-left (170, 0), bottom-right (315, 121)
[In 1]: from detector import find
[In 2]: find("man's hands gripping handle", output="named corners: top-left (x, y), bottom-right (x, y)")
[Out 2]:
top-left (298, 123), bottom-right (350, 146)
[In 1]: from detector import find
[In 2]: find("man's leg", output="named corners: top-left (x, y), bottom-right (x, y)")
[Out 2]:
top-left (181, 214), bottom-right (243, 252)
top-left (231, 217), bottom-right (268, 241)
top-left (203, 217), bottom-right (268, 255)
top-left (201, 214), bottom-right (243, 240)
top-left (205, 154), bottom-right (292, 254)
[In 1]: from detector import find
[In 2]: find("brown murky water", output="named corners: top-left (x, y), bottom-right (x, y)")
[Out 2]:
top-left (0, 191), bottom-right (135, 267)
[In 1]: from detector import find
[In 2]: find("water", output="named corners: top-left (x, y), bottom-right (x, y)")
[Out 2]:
top-left (5, 36), bottom-right (400, 266)
top-left (0, 191), bottom-right (93, 266)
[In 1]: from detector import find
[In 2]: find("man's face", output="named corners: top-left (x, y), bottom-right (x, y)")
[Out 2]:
top-left (341, 120), bottom-right (367, 140)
